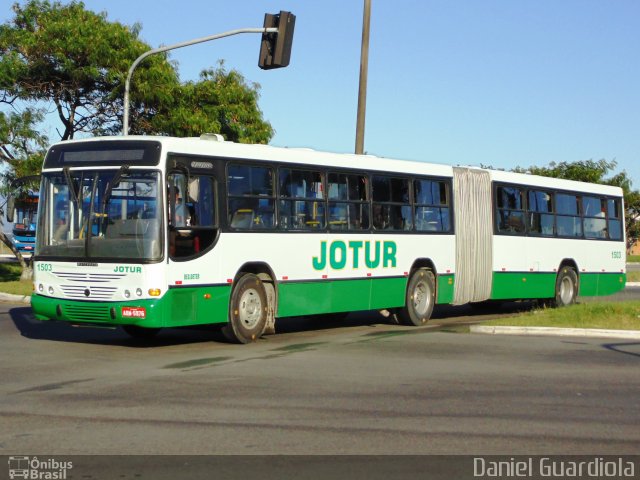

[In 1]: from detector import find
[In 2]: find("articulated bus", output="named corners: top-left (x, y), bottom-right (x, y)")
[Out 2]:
top-left (31, 136), bottom-right (626, 342)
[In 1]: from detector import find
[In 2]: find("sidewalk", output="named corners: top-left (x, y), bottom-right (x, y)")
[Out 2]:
top-left (0, 291), bottom-right (31, 304)
top-left (471, 325), bottom-right (640, 340)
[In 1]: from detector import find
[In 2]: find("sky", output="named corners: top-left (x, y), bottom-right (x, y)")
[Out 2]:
top-left (2, 0), bottom-right (639, 186)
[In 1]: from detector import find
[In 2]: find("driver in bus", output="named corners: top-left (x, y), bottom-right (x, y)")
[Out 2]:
top-left (173, 187), bottom-right (189, 227)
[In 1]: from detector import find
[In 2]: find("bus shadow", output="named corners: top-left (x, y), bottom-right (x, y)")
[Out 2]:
top-left (602, 342), bottom-right (640, 359)
top-left (9, 306), bottom-right (227, 348)
top-left (9, 300), bottom-right (537, 347)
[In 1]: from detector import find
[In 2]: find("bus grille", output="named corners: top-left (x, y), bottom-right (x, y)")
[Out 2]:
top-left (60, 285), bottom-right (118, 300)
top-left (63, 303), bottom-right (112, 322)
top-left (54, 272), bottom-right (126, 283)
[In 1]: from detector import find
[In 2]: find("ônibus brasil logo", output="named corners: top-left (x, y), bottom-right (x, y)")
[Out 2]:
top-left (8, 456), bottom-right (72, 479)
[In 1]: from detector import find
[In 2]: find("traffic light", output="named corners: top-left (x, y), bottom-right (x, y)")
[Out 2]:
top-left (258, 11), bottom-right (296, 70)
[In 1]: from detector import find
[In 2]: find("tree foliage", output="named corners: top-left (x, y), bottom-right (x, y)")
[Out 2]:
top-left (127, 63), bottom-right (274, 143)
top-left (514, 159), bottom-right (640, 251)
top-left (0, 0), bottom-right (274, 270)
top-left (0, 0), bottom-right (178, 140)
top-left (0, 0), bottom-right (273, 143)
top-left (0, 108), bottom-right (46, 189)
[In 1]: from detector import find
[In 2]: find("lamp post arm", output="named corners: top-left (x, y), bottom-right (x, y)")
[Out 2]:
top-left (123, 27), bottom-right (277, 136)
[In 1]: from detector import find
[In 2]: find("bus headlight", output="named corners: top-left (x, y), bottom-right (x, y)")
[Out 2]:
top-left (38, 284), bottom-right (44, 292)
top-left (124, 289), bottom-right (131, 298)
top-left (136, 288), bottom-right (143, 297)
top-left (48, 286), bottom-right (54, 295)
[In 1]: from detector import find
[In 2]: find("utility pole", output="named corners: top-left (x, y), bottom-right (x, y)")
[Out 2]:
top-left (355, 0), bottom-right (371, 155)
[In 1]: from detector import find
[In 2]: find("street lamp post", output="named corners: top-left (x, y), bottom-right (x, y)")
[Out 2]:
top-left (122, 27), bottom-right (277, 136)
top-left (355, 0), bottom-right (372, 155)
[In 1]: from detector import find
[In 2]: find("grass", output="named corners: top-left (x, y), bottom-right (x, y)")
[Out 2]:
top-left (484, 301), bottom-right (640, 331)
top-left (628, 270), bottom-right (640, 282)
top-left (0, 262), bottom-right (33, 297)
top-left (628, 255), bottom-right (640, 263)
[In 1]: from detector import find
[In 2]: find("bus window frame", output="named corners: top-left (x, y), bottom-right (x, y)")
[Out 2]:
top-left (492, 181), bottom-right (624, 242)
top-left (166, 154), bottom-right (221, 262)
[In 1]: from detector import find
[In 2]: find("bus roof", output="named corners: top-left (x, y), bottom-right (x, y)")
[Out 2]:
top-left (47, 136), bottom-right (624, 197)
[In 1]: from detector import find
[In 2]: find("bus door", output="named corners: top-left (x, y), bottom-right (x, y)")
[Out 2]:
top-left (166, 161), bottom-right (221, 325)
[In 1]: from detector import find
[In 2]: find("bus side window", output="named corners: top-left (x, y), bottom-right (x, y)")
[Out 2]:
top-left (371, 175), bottom-right (411, 231)
top-left (168, 172), bottom-right (217, 258)
top-left (227, 164), bottom-right (275, 230)
top-left (496, 186), bottom-right (525, 234)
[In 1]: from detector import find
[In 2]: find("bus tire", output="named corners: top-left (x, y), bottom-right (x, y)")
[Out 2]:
top-left (122, 325), bottom-right (161, 340)
top-left (223, 274), bottom-right (268, 344)
top-left (552, 267), bottom-right (578, 307)
top-left (398, 268), bottom-right (436, 326)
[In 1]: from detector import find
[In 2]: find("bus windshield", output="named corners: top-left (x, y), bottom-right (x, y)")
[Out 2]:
top-left (36, 170), bottom-right (163, 261)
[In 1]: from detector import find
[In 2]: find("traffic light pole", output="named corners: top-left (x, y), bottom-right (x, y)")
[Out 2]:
top-left (122, 27), bottom-right (277, 136)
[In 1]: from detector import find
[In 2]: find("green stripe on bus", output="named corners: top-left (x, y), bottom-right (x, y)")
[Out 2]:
top-left (490, 271), bottom-right (626, 299)
top-left (490, 272), bottom-right (556, 299)
top-left (578, 272), bottom-right (626, 296)
top-left (277, 277), bottom-right (407, 318)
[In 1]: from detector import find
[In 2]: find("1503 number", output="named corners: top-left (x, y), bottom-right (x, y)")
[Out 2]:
top-left (36, 263), bottom-right (52, 272)
top-left (611, 251), bottom-right (622, 259)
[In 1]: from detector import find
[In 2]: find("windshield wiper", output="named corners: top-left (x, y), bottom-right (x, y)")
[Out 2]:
top-left (102, 165), bottom-right (130, 208)
top-left (63, 167), bottom-right (79, 205)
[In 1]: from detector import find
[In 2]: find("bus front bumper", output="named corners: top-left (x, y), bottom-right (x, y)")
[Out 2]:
top-left (31, 293), bottom-right (167, 329)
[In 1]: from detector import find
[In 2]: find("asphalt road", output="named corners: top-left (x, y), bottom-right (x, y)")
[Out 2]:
top-left (1, 295), bottom-right (639, 458)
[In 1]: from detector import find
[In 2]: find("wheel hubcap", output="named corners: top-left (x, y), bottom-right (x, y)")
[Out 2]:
top-left (413, 279), bottom-right (432, 315)
top-left (559, 277), bottom-right (574, 304)
top-left (239, 288), bottom-right (262, 329)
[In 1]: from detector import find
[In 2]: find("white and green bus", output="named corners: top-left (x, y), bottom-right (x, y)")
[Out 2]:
top-left (31, 136), bottom-right (626, 342)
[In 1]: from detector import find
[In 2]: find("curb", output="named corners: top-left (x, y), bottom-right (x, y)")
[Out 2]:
top-left (470, 325), bottom-right (640, 340)
top-left (0, 292), bottom-right (31, 304)
top-left (626, 282), bottom-right (640, 287)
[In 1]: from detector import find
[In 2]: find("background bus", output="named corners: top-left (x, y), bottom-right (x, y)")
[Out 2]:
top-left (30, 136), bottom-right (626, 343)
top-left (9, 191), bottom-right (39, 255)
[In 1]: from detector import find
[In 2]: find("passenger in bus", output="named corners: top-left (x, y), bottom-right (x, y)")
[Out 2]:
top-left (173, 188), bottom-right (189, 227)
top-left (373, 204), bottom-right (387, 230)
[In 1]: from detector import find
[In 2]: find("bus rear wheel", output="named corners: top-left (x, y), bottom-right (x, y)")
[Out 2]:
top-left (398, 268), bottom-right (436, 326)
top-left (552, 267), bottom-right (578, 307)
top-left (223, 274), bottom-right (268, 344)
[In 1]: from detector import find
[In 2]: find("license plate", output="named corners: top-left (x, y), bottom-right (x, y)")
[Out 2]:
top-left (121, 307), bottom-right (146, 319)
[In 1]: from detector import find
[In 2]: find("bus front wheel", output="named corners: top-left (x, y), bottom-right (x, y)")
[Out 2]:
top-left (223, 274), bottom-right (268, 344)
top-left (552, 267), bottom-right (578, 307)
top-left (397, 268), bottom-right (436, 326)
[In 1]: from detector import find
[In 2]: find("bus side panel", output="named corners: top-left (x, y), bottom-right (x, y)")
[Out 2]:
top-left (331, 279), bottom-right (373, 312)
top-left (164, 285), bottom-right (231, 327)
top-left (492, 236), bottom-right (626, 300)
top-left (436, 274), bottom-right (455, 304)
top-left (579, 272), bottom-right (626, 297)
top-left (277, 281), bottom-right (332, 317)
top-left (369, 277), bottom-right (406, 309)
top-left (491, 272), bottom-right (556, 299)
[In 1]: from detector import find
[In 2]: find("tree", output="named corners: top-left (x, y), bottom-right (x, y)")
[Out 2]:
top-left (514, 159), bottom-right (640, 252)
top-left (0, 108), bottom-right (46, 276)
top-left (0, 0), bottom-right (179, 140)
top-left (0, 1), bottom-right (274, 143)
top-left (146, 63), bottom-right (274, 143)
top-left (0, 108), bottom-right (46, 178)
top-left (0, 0), bottom-right (275, 274)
